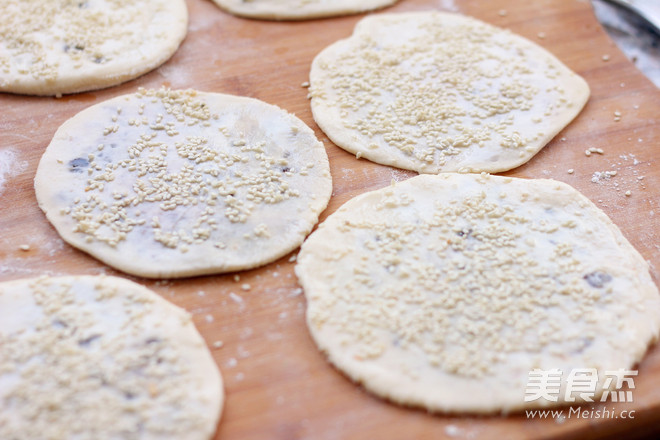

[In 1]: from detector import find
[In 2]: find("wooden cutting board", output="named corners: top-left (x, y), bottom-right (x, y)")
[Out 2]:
top-left (1, 0), bottom-right (659, 438)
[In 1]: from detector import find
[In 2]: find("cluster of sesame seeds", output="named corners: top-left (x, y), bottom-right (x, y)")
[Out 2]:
top-left (0, 0), bottom-right (161, 82)
top-left (0, 277), bottom-right (212, 439)
top-left (591, 170), bottom-right (617, 183)
top-left (303, 176), bottom-right (629, 379)
top-left (585, 147), bottom-right (604, 157)
top-left (579, 152), bottom-right (648, 198)
top-left (60, 88), bottom-right (306, 253)
top-left (311, 13), bottom-right (579, 172)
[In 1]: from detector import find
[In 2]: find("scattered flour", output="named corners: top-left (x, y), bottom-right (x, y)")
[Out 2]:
top-left (445, 425), bottom-right (461, 437)
top-left (439, 0), bottom-right (458, 11)
top-left (619, 153), bottom-right (640, 165)
top-left (389, 168), bottom-right (412, 183)
top-left (0, 148), bottom-right (27, 195)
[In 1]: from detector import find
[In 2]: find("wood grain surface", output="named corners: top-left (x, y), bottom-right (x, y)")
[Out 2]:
top-left (1, 0), bottom-right (659, 439)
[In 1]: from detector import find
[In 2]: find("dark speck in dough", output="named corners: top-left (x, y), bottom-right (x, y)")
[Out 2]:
top-left (69, 157), bottom-right (89, 172)
top-left (78, 334), bottom-right (102, 347)
top-left (584, 271), bottom-right (612, 288)
top-left (456, 228), bottom-right (473, 238)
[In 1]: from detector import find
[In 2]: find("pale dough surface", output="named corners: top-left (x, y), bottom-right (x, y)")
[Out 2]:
top-left (35, 88), bottom-right (332, 278)
top-left (310, 12), bottom-right (590, 173)
top-left (0, 0), bottom-right (187, 96)
top-left (210, 0), bottom-right (398, 20)
top-left (296, 173), bottom-right (660, 413)
top-left (0, 275), bottom-right (223, 439)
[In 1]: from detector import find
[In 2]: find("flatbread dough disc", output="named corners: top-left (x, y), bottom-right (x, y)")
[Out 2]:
top-left (0, 0), bottom-right (188, 96)
top-left (35, 88), bottom-right (332, 278)
top-left (0, 275), bottom-right (223, 439)
top-left (296, 173), bottom-right (660, 413)
top-left (210, 0), bottom-right (399, 21)
top-left (309, 12), bottom-right (590, 173)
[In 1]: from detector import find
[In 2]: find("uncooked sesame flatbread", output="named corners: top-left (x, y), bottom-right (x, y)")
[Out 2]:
top-left (295, 173), bottom-right (660, 413)
top-left (0, 0), bottom-right (187, 96)
top-left (0, 275), bottom-right (223, 439)
top-left (35, 88), bottom-right (332, 278)
top-left (309, 12), bottom-right (590, 173)
top-left (210, 0), bottom-right (398, 20)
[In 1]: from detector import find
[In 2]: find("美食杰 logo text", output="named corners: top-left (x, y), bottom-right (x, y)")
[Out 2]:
top-left (524, 368), bottom-right (637, 420)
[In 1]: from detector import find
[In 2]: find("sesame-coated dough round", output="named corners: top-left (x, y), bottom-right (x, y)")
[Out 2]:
top-left (210, 0), bottom-right (399, 21)
top-left (0, 0), bottom-right (187, 96)
top-left (35, 88), bottom-right (332, 278)
top-left (0, 275), bottom-right (223, 439)
top-left (296, 173), bottom-right (660, 413)
top-left (309, 12), bottom-right (590, 173)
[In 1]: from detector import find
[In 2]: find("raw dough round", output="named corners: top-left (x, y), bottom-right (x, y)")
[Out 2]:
top-left (0, 275), bottom-right (223, 439)
top-left (35, 88), bottom-right (332, 278)
top-left (210, 0), bottom-right (398, 20)
top-left (310, 12), bottom-right (590, 173)
top-left (296, 173), bottom-right (660, 413)
top-left (0, 0), bottom-right (188, 96)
